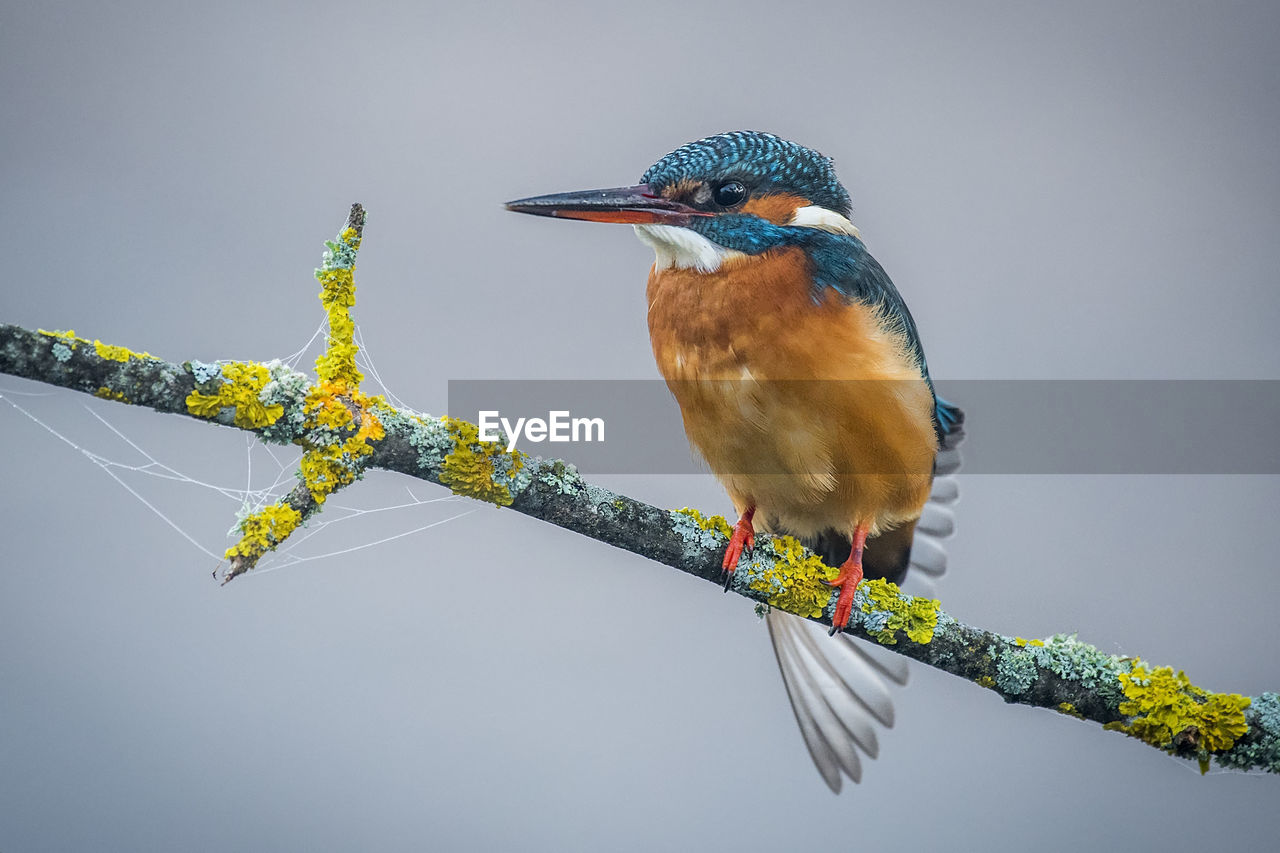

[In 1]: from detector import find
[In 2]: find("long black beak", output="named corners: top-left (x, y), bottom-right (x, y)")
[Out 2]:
top-left (504, 184), bottom-right (709, 225)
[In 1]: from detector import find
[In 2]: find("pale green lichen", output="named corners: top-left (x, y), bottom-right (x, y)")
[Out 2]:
top-left (320, 226), bottom-right (361, 270)
top-left (391, 409), bottom-right (454, 473)
top-left (1007, 633), bottom-right (1128, 705)
top-left (996, 647), bottom-right (1039, 695)
top-left (538, 459), bottom-right (584, 495)
top-left (582, 485), bottom-right (623, 521)
top-left (857, 577), bottom-right (940, 645)
top-left (51, 343), bottom-right (72, 362)
top-left (670, 507), bottom-right (733, 550)
top-left (188, 359), bottom-right (224, 385)
top-left (1103, 663), bottom-right (1251, 773)
top-left (738, 535), bottom-right (839, 618)
top-left (256, 362), bottom-right (311, 444)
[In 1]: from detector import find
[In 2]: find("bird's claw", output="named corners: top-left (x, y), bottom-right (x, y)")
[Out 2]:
top-left (721, 512), bottom-right (756, 592)
top-left (825, 561), bottom-right (864, 635)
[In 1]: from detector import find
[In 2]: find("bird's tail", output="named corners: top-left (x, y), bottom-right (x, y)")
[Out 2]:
top-left (766, 413), bottom-right (964, 792)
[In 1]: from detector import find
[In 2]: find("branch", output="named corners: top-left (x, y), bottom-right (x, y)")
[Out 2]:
top-left (2, 205), bottom-right (1276, 778)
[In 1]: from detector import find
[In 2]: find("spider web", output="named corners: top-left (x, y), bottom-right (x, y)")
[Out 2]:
top-left (0, 321), bottom-right (475, 578)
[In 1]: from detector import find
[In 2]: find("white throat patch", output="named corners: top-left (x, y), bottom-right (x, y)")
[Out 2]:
top-left (788, 205), bottom-right (861, 238)
top-left (633, 224), bottom-right (745, 273)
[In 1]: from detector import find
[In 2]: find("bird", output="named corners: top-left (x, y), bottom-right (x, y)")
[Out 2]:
top-left (505, 130), bottom-right (964, 791)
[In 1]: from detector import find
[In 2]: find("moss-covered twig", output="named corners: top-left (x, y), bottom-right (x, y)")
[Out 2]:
top-left (1, 205), bottom-right (1276, 777)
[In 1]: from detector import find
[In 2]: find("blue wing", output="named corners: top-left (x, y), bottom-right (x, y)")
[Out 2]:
top-left (686, 215), bottom-right (966, 440)
top-left (795, 229), bottom-right (963, 441)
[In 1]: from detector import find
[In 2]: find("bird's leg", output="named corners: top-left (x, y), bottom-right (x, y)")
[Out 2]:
top-left (828, 523), bottom-right (869, 635)
top-left (721, 506), bottom-right (756, 590)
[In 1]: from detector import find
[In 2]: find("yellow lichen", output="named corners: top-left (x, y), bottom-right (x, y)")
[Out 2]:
top-left (305, 379), bottom-right (356, 429)
top-left (185, 361), bottom-right (284, 429)
top-left (976, 676), bottom-right (996, 689)
top-left (38, 329), bottom-right (154, 363)
top-left (1014, 637), bottom-right (1046, 647)
top-left (94, 386), bottom-right (129, 403)
top-left (1057, 702), bottom-right (1084, 719)
top-left (314, 225), bottom-right (363, 387)
top-left (675, 507), bottom-right (733, 540)
top-left (296, 380), bottom-right (384, 504)
top-left (225, 503), bottom-right (303, 561)
top-left (94, 340), bottom-right (153, 362)
top-left (38, 328), bottom-right (82, 347)
top-left (858, 578), bottom-right (941, 645)
top-left (438, 416), bottom-right (524, 506)
top-left (211, 217), bottom-right (371, 576)
top-left (298, 445), bottom-right (362, 504)
top-left (1105, 663), bottom-right (1251, 772)
top-left (286, 220), bottom-right (387, 507)
top-left (744, 535), bottom-right (839, 619)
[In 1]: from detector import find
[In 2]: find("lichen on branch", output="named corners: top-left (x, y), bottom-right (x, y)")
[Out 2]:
top-left (179, 204), bottom-right (388, 580)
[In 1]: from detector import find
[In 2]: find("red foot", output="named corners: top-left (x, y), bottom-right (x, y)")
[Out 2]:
top-left (722, 507), bottom-right (756, 589)
top-left (828, 524), bottom-right (869, 634)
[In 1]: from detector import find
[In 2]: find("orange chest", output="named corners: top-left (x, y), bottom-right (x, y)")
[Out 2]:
top-left (646, 247), bottom-right (923, 384)
top-left (644, 247), bottom-right (938, 529)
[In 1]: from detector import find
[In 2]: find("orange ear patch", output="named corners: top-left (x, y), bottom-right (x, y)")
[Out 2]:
top-left (740, 193), bottom-right (811, 224)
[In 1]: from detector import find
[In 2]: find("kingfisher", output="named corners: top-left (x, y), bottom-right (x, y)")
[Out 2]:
top-left (506, 131), bottom-right (964, 791)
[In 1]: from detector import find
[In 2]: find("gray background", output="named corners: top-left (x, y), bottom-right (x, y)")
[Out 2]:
top-left (3, 1), bottom-right (1279, 850)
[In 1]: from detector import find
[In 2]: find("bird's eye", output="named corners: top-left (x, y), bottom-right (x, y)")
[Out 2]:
top-left (712, 180), bottom-right (747, 207)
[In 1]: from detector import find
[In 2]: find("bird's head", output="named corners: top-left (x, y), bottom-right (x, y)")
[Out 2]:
top-left (505, 131), bottom-right (861, 273)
